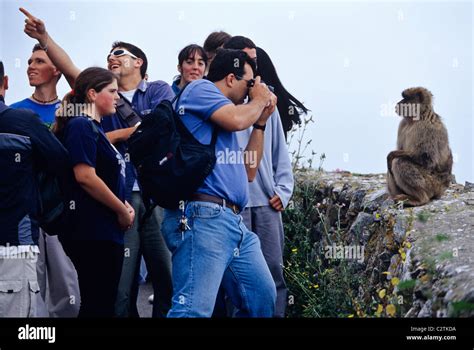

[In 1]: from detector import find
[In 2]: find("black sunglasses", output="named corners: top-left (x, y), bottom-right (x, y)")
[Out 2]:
top-left (235, 75), bottom-right (255, 88)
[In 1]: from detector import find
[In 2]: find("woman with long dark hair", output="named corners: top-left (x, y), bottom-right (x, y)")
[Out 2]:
top-left (54, 67), bottom-right (134, 317)
top-left (233, 44), bottom-right (307, 317)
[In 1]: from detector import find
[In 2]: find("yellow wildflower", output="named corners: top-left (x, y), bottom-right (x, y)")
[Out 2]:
top-left (386, 304), bottom-right (396, 316)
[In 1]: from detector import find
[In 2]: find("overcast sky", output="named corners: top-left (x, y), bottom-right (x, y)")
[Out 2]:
top-left (1, 0), bottom-right (472, 183)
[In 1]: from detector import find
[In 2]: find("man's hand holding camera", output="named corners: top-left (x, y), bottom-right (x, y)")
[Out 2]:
top-left (249, 76), bottom-right (277, 126)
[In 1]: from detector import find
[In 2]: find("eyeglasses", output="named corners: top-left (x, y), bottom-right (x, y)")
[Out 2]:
top-left (235, 75), bottom-right (255, 88)
top-left (107, 49), bottom-right (138, 61)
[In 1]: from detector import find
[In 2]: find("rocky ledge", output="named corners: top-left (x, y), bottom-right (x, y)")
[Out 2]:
top-left (294, 170), bottom-right (474, 317)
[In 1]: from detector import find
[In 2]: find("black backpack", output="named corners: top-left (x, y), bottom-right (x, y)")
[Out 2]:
top-left (128, 85), bottom-right (218, 211)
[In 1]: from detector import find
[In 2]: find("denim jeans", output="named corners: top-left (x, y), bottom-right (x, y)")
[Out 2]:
top-left (162, 201), bottom-right (276, 318)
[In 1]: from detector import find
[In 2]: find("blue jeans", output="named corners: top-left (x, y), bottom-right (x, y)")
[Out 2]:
top-left (162, 201), bottom-right (276, 318)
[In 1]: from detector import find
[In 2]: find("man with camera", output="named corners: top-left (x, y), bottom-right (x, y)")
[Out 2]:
top-left (161, 49), bottom-right (277, 317)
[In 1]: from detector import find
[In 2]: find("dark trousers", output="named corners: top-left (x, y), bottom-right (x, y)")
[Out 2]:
top-left (61, 239), bottom-right (123, 318)
top-left (115, 192), bottom-right (172, 318)
top-left (241, 206), bottom-right (287, 317)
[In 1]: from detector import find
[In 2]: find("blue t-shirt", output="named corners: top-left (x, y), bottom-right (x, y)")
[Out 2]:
top-left (62, 116), bottom-right (126, 244)
top-left (10, 98), bottom-right (59, 127)
top-left (176, 80), bottom-right (249, 210)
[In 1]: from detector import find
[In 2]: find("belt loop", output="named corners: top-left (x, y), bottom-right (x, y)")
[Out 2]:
top-left (222, 198), bottom-right (226, 209)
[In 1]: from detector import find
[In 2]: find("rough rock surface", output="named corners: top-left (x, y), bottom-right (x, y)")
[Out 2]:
top-left (296, 170), bottom-right (474, 317)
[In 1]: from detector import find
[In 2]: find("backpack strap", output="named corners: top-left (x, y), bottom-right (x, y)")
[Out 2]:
top-left (210, 125), bottom-right (219, 146)
top-left (171, 82), bottom-right (190, 105)
top-left (173, 83), bottom-right (219, 147)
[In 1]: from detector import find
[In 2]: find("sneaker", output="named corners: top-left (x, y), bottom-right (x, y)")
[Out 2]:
top-left (148, 294), bottom-right (154, 304)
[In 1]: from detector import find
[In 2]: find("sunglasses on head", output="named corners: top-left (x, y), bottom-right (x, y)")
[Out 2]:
top-left (235, 75), bottom-right (255, 88)
top-left (107, 49), bottom-right (138, 61)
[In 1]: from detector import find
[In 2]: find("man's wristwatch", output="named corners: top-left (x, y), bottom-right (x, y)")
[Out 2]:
top-left (253, 123), bottom-right (266, 131)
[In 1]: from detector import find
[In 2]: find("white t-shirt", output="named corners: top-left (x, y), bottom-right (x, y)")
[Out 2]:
top-left (120, 89), bottom-right (136, 103)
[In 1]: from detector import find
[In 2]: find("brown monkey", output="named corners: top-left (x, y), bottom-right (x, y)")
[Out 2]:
top-left (387, 87), bottom-right (453, 206)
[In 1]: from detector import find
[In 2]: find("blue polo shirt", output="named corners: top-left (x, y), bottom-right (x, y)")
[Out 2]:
top-left (175, 79), bottom-right (249, 210)
top-left (101, 79), bottom-right (174, 201)
top-left (10, 98), bottom-right (59, 127)
top-left (62, 116), bottom-right (126, 244)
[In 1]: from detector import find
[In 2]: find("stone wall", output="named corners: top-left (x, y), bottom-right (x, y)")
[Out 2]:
top-left (293, 170), bottom-right (474, 317)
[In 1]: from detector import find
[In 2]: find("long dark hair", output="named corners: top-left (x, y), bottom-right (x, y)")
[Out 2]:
top-left (53, 67), bottom-right (117, 135)
top-left (256, 47), bottom-right (309, 136)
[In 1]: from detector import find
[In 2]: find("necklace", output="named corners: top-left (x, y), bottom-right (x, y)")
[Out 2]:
top-left (31, 94), bottom-right (59, 104)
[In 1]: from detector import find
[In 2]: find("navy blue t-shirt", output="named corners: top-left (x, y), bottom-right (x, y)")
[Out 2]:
top-left (62, 116), bottom-right (126, 244)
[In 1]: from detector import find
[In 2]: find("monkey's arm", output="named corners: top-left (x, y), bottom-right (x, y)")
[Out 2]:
top-left (387, 150), bottom-right (408, 173)
top-left (387, 150), bottom-right (425, 174)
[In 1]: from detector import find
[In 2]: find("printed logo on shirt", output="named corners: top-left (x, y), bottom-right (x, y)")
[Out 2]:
top-left (110, 143), bottom-right (126, 178)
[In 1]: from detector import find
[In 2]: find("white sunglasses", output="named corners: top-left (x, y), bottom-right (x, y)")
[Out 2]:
top-left (107, 49), bottom-right (138, 61)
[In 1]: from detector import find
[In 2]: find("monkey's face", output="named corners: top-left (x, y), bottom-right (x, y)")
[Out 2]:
top-left (396, 87), bottom-right (433, 120)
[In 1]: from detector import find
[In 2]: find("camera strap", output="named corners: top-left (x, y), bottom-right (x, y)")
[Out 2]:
top-left (116, 92), bottom-right (142, 127)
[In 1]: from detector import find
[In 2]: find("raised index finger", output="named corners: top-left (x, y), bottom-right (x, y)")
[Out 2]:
top-left (19, 7), bottom-right (35, 19)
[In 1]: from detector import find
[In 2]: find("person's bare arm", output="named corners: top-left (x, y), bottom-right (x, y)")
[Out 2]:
top-left (21, 7), bottom-right (81, 88)
top-left (73, 164), bottom-right (134, 230)
top-left (106, 127), bottom-right (137, 145)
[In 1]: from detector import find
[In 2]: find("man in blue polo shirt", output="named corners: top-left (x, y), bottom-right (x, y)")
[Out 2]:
top-left (161, 49), bottom-right (277, 317)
